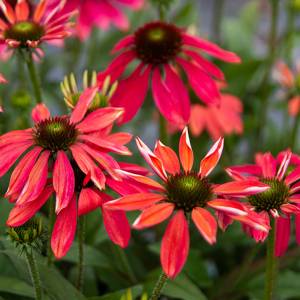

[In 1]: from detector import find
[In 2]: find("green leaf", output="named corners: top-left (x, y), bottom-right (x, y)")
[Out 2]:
top-left (0, 276), bottom-right (35, 298)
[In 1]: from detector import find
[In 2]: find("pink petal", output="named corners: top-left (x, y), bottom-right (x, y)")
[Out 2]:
top-left (110, 64), bottom-right (150, 124)
top-left (53, 151), bottom-right (75, 214)
top-left (136, 137), bottom-right (167, 180)
top-left (31, 103), bottom-right (51, 123)
top-left (182, 33), bottom-right (241, 63)
top-left (276, 150), bottom-right (292, 180)
top-left (133, 202), bottom-right (174, 229)
top-left (7, 186), bottom-right (53, 227)
top-left (214, 180), bottom-right (270, 196)
top-left (154, 141), bottom-right (180, 175)
top-left (226, 164), bottom-right (262, 179)
top-left (161, 210), bottom-right (189, 278)
top-left (103, 193), bottom-right (164, 211)
top-left (78, 187), bottom-right (102, 216)
top-left (207, 199), bottom-right (247, 216)
top-left (179, 127), bottom-right (194, 172)
top-left (70, 87), bottom-right (98, 124)
top-left (281, 203), bottom-right (300, 214)
top-left (199, 137), bottom-right (224, 177)
top-left (191, 207), bottom-right (217, 244)
top-left (275, 216), bottom-right (290, 257)
top-left (16, 150), bottom-right (50, 205)
top-left (285, 166), bottom-right (300, 185)
top-left (51, 197), bottom-right (77, 259)
top-left (111, 35), bottom-right (134, 53)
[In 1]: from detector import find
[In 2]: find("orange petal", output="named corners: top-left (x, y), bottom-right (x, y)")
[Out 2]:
top-left (179, 127), bottom-right (194, 172)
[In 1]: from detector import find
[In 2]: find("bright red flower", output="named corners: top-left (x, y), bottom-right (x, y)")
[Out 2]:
top-left (0, 88), bottom-right (134, 258)
top-left (0, 0), bottom-right (74, 53)
top-left (98, 21), bottom-right (241, 127)
top-left (227, 150), bottom-right (300, 256)
top-left (104, 128), bottom-right (269, 278)
top-left (274, 61), bottom-right (300, 116)
top-left (52, 0), bottom-right (144, 39)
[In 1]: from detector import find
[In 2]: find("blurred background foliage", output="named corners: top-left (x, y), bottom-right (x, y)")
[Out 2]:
top-left (1, 0), bottom-right (300, 299)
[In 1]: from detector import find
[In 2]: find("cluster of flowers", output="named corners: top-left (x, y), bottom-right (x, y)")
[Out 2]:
top-left (0, 0), bottom-right (300, 281)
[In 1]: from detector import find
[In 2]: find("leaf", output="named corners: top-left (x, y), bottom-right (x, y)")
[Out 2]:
top-left (0, 276), bottom-right (35, 298)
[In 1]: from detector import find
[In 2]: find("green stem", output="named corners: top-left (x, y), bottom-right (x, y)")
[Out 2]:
top-left (212, 0), bottom-right (225, 43)
top-left (257, 0), bottom-right (279, 148)
top-left (115, 245), bottom-right (137, 284)
top-left (25, 249), bottom-right (42, 300)
top-left (149, 272), bottom-right (168, 300)
top-left (290, 114), bottom-right (300, 150)
top-left (47, 198), bottom-right (55, 266)
top-left (264, 217), bottom-right (277, 300)
top-left (24, 51), bottom-right (42, 104)
top-left (159, 114), bottom-right (168, 144)
top-left (76, 216), bottom-right (85, 291)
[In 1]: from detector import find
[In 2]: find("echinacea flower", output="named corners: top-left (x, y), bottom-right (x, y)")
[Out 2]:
top-left (168, 90), bottom-right (243, 140)
top-left (227, 150), bottom-right (300, 256)
top-left (0, 0), bottom-right (74, 54)
top-left (274, 60), bottom-right (300, 116)
top-left (98, 21), bottom-right (241, 127)
top-left (104, 128), bottom-right (269, 278)
top-left (51, 0), bottom-right (144, 39)
top-left (1, 88), bottom-right (133, 257)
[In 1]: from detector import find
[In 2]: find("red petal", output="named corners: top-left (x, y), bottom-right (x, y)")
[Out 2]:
top-left (207, 199), bottom-right (247, 216)
top-left (275, 216), bottom-right (290, 257)
top-left (31, 103), bottom-right (51, 123)
top-left (192, 207), bottom-right (217, 244)
top-left (78, 188), bottom-right (102, 216)
top-left (161, 211), bottom-right (189, 278)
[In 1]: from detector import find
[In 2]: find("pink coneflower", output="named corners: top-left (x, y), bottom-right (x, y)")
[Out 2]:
top-left (98, 21), bottom-right (241, 127)
top-left (168, 91), bottom-right (243, 140)
top-left (274, 61), bottom-right (300, 116)
top-left (51, 0), bottom-right (144, 39)
top-left (1, 88), bottom-right (133, 257)
top-left (0, 0), bottom-right (74, 52)
top-left (104, 128), bottom-right (269, 278)
top-left (227, 150), bottom-right (300, 256)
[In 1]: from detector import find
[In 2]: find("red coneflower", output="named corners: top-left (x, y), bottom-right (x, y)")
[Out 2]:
top-left (104, 128), bottom-right (269, 278)
top-left (1, 87), bottom-right (133, 257)
top-left (98, 21), bottom-right (241, 127)
top-left (227, 150), bottom-right (300, 256)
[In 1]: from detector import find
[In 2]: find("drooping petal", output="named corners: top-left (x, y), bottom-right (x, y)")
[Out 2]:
top-left (103, 193), bottom-right (164, 211)
top-left (133, 202), bottom-right (174, 229)
top-left (275, 216), bottom-right (290, 257)
top-left (207, 199), bottom-right (247, 216)
top-left (154, 141), bottom-right (180, 175)
top-left (161, 211), bottom-right (189, 278)
top-left (136, 137), bottom-right (167, 180)
top-left (78, 187), bottom-right (102, 216)
top-left (31, 103), bottom-right (51, 123)
top-left (16, 150), bottom-right (50, 205)
top-left (191, 207), bottom-right (217, 244)
top-left (179, 127), bottom-right (194, 172)
top-left (53, 151), bottom-right (75, 214)
top-left (7, 186), bottom-right (53, 227)
top-left (51, 196), bottom-right (77, 259)
top-left (199, 137), bottom-right (224, 177)
top-left (214, 180), bottom-right (270, 196)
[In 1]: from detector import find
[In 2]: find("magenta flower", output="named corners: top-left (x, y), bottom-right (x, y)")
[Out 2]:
top-left (0, 88), bottom-right (135, 258)
top-left (98, 21), bottom-right (241, 127)
top-left (227, 150), bottom-right (300, 256)
top-left (104, 128), bottom-right (269, 278)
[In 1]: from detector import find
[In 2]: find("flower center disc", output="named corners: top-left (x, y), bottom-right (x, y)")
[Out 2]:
top-left (165, 172), bottom-right (213, 212)
top-left (4, 21), bottom-right (44, 45)
top-left (33, 117), bottom-right (78, 152)
top-left (134, 21), bottom-right (182, 65)
top-left (248, 178), bottom-right (290, 212)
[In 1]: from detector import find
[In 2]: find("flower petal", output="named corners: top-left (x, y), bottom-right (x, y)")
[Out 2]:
top-left (191, 207), bottom-right (217, 244)
top-left (255, 152), bottom-right (277, 178)
top-left (31, 103), bottom-right (51, 123)
top-left (207, 199), bottom-right (247, 216)
top-left (179, 127), bottom-right (194, 172)
top-left (276, 150), bottom-right (291, 180)
top-left (275, 216), bottom-right (290, 257)
top-left (161, 210), bottom-right (189, 278)
top-left (51, 197), bottom-right (77, 259)
top-left (199, 137), bottom-right (224, 177)
top-left (133, 202), bottom-right (174, 229)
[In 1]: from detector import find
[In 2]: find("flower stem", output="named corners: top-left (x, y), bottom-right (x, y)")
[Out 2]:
top-left (149, 271), bottom-right (168, 300)
top-left (264, 217), bottom-right (277, 300)
top-left (76, 216), bottom-right (85, 291)
top-left (24, 51), bottom-right (42, 104)
top-left (47, 197), bottom-right (55, 266)
top-left (212, 0), bottom-right (225, 43)
top-left (25, 249), bottom-right (42, 300)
